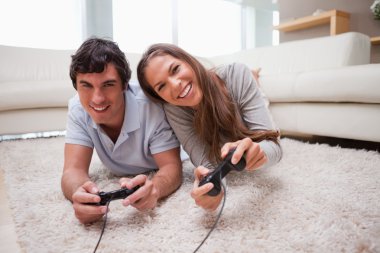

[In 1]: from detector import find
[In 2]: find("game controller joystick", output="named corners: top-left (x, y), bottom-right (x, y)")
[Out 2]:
top-left (198, 148), bottom-right (246, 196)
top-left (89, 185), bottom-right (140, 206)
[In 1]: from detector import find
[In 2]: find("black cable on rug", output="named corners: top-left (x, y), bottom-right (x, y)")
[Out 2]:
top-left (93, 200), bottom-right (111, 253)
top-left (91, 181), bottom-right (226, 253)
top-left (193, 180), bottom-right (227, 253)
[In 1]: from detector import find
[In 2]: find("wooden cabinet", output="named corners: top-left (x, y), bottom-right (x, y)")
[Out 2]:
top-left (371, 36), bottom-right (380, 45)
top-left (274, 10), bottom-right (350, 36)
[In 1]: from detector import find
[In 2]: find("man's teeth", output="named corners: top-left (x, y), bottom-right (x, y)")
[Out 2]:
top-left (178, 84), bottom-right (191, 98)
top-left (93, 106), bottom-right (107, 111)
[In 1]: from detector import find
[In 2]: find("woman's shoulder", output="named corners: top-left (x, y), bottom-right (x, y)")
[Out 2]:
top-left (214, 62), bottom-right (250, 76)
top-left (163, 103), bottom-right (194, 118)
top-left (214, 62), bottom-right (259, 105)
top-left (215, 62), bottom-right (252, 90)
top-left (214, 62), bottom-right (252, 87)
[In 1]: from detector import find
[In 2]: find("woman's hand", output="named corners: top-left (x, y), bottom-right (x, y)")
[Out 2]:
top-left (221, 137), bottom-right (267, 171)
top-left (190, 166), bottom-right (223, 211)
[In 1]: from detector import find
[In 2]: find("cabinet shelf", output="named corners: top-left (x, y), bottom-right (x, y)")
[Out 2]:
top-left (371, 36), bottom-right (380, 45)
top-left (274, 9), bottom-right (350, 36)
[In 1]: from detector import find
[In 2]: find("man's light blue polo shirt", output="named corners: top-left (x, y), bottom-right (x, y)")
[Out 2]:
top-left (65, 82), bottom-right (180, 176)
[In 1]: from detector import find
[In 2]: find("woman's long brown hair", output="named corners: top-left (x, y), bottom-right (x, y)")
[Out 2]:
top-left (137, 43), bottom-right (279, 163)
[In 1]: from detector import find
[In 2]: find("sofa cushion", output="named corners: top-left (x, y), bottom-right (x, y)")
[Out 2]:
top-left (260, 64), bottom-right (380, 103)
top-left (124, 53), bottom-right (143, 80)
top-left (207, 32), bottom-right (370, 75)
top-left (0, 80), bottom-right (75, 111)
top-left (0, 45), bottom-right (73, 82)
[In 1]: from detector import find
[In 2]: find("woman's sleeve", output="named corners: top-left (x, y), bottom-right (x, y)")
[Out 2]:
top-left (163, 104), bottom-right (215, 169)
top-left (224, 63), bottom-right (283, 167)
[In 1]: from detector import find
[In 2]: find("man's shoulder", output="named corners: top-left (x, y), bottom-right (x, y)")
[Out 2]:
top-left (128, 81), bottom-right (150, 100)
top-left (67, 94), bottom-right (90, 122)
top-left (128, 81), bottom-right (163, 111)
top-left (68, 94), bottom-right (84, 111)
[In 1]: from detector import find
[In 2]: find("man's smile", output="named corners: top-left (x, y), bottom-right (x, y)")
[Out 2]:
top-left (90, 104), bottom-right (110, 112)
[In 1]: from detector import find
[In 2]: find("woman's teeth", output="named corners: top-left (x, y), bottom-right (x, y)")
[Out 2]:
top-left (178, 84), bottom-right (191, 98)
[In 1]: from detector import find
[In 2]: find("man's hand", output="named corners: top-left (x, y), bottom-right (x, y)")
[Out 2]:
top-left (62, 144), bottom-right (106, 224)
top-left (120, 147), bottom-right (182, 210)
top-left (191, 166), bottom-right (224, 211)
top-left (119, 175), bottom-right (159, 210)
top-left (71, 181), bottom-right (107, 224)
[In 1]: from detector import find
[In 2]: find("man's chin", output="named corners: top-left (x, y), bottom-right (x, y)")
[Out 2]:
top-left (90, 115), bottom-right (108, 125)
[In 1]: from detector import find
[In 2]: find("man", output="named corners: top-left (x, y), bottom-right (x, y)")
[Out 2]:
top-left (61, 38), bottom-right (182, 224)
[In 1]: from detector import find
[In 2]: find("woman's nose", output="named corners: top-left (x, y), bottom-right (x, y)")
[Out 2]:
top-left (168, 76), bottom-right (181, 88)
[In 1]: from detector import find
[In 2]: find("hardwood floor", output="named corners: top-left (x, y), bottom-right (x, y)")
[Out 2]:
top-left (282, 134), bottom-right (380, 152)
top-left (0, 170), bottom-right (22, 253)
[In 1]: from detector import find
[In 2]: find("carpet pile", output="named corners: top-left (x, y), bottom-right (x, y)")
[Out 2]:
top-left (0, 137), bottom-right (379, 253)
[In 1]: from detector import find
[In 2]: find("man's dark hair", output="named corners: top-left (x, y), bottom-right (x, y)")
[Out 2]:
top-left (69, 37), bottom-right (132, 89)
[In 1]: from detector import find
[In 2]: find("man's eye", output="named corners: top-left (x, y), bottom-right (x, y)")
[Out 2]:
top-left (81, 84), bottom-right (91, 88)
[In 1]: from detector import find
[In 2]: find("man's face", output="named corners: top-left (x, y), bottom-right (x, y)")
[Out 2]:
top-left (76, 63), bottom-right (125, 130)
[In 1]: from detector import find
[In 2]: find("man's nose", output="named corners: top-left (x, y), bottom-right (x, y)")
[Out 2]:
top-left (92, 88), bottom-right (106, 104)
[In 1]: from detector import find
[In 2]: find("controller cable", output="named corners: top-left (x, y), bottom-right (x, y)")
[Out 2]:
top-left (93, 200), bottom-right (111, 253)
top-left (91, 180), bottom-right (226, 253)
top-left (193, 179), bottom-right (226, 253)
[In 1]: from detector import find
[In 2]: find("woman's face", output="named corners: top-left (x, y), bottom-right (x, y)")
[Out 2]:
top-left (144, 54), bottom-right (203, 107)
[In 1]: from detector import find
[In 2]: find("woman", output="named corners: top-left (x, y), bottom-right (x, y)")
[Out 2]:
top-left (137, 43), bottom-right (282, 211)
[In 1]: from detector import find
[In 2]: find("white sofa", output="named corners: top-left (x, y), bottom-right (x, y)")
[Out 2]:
top-left (1, 32), bottom-right (379, 142)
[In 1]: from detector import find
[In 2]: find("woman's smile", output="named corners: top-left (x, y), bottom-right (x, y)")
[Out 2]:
top-left (145, 54), bottom-right (203, 107)
top-left (178, 83), bottom-right (192, 98)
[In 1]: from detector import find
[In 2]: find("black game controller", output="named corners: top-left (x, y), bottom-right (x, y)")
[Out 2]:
top-left (198, 149), bottom-right (246, 196)
top-left (89, 185), bottom-right (140, 206)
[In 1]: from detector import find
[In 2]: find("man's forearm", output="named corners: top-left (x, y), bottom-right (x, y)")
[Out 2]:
top-left (62, 144), bottom-right (93, 202)
top-left (61, 169), bottom-right (91, 202)
top-left (152, 163), bottom-right (182, 200)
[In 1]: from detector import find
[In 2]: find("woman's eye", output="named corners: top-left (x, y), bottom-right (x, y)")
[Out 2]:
top-left (173, 65), bottom-right (180, 73)
top-left (157, 83), bottom-right (165, 92)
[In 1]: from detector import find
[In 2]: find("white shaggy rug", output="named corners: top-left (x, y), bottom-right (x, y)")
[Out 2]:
top-left (0, 137), bottom-right (379, 253)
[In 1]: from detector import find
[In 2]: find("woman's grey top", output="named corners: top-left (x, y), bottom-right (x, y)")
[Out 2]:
top-left (164, 62), bottom-right (282, 169)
